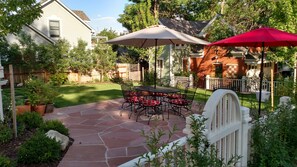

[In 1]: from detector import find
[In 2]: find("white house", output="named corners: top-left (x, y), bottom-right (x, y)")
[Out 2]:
top-left (6, 0), bottom-right (94, 48)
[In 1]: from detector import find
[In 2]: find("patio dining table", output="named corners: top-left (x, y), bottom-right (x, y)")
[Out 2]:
top-left (134, 86), bottom-right (180, 94)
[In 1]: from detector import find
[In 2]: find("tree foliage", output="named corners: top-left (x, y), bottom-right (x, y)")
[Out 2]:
top-left (0, 32), bottom-right (41, 73)
top-left (97, 28), bottom-right (119, 52)
top-left (125, 0), bottom-right (297, 65)
top-left (97, 28), bottom-right (118, 40)
top-left (38, 39), bottom-right (70, 74)
top-left (0, 0), bottom-right (42, 38)
top-left (92, 42), bottom-right (117, 78)
top-left (67, 39), bottom-right (93, 74)
top-left (118, 0), bottom-right (158, 63)
top-left (119, 0), bottom-right (157, 32)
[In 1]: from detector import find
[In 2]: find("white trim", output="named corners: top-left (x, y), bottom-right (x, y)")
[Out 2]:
top-left (226, 64), bottom-right (238, 66)
top-left (26, 24), bottom-right (55, 44)
top-left (41, 0), bottom-right (94, 32)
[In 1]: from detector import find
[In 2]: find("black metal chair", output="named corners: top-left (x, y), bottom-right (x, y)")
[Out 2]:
top-left (120, 83), bottom-right (141, 118)
top-left (163, 81), bottom-right (189, 114)
top-left (135, 90), bottom-right (163, 125)
top-left (168, 86), bottom-right (198, 118)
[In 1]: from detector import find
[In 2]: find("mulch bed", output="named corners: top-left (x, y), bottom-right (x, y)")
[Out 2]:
top-left (0, 129), bottom-right (73, 167)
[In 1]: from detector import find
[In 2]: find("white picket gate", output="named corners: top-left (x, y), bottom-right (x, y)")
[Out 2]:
top-left (201, 89), bottom-right (251, 166)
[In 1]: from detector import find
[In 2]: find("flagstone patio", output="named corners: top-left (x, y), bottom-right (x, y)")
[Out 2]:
top-left (44, 98), bottom-right (201, 167)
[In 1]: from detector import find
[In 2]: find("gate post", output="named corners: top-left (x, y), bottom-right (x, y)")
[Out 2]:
top-left (241, 76), bottom-right (247, 92)
top-left (241, 106), bottom-right (252, 166)
top-left (189, 74), bottom-right (193, 87)
top-left (205, 75), bottom-right (210, 89)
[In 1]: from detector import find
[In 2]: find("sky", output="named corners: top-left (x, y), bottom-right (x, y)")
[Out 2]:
top-left (61, 0), bottom-right (130, 34)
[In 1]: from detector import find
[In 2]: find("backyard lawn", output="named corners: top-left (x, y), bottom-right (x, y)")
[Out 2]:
top-left (3, 82), bottom-right (274, 111)
top-left (54, 83), bottom-right (122, 107)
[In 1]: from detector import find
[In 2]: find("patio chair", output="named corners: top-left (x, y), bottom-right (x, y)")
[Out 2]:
top-left (163, 81), bottom-right (190, 112)
top-left (135, 91), bottom-right (163, 125)
top-left (166, 80), bottom-right (190, 99)
top-left (120, 83), bottom-right (141, 117)
top-left (168, 86), bottom-right (198, 119)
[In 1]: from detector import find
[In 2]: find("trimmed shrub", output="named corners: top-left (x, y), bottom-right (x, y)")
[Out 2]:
top-left (0, 155), bottom-right (16, 167)
top-left (39, 120), bottom-right (69, 136)
top-left (0, 124), bottom-right (13, 144)
top-left (110, 75), bottom-right (124, 84)
top-left (17, 132), bottom-right (61, 164)
top-left (49, 73), bottom-right (68, 86)
top-left (17, 123), bottom-right (26, 135)
top-left (17, 112), bottom-right (43, 130)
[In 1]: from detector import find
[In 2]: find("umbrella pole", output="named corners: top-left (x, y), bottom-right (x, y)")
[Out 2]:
top-left (154, 39), bottom-right (157, 88)
top-left (258, 42), bottom-right (265, 117)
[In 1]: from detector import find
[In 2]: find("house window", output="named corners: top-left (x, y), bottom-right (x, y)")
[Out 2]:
top-left (157, 59), bottom-right (163, 69)
top-left (212, 63), bottom-right (222, 78)
top-left (49, 20), bottom-right (60, 38)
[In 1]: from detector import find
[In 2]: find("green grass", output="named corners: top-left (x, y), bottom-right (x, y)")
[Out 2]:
top-left (54, 83), bottom-right (122, 108)
top-left (3, 82), bottom-right (122, 108)
top-left (3, 82), bottom-right (279, 110)
top-left (194, 88), bottom-right (278, 112)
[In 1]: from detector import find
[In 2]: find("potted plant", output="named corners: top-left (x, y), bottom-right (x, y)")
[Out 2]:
top-left (44, 85), bottom-right (59, 113)
top-left (24, 77), bottom-right (49, 116)
top-left (15, 97), bottom-right (31, 115)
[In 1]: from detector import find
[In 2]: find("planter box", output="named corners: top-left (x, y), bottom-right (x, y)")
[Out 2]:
top-left (16, 105), bottom-right (31, 115)
top-left (33, 105), bottom-right (46, 116)
top-left (256, 91), bottom-right (270, 102)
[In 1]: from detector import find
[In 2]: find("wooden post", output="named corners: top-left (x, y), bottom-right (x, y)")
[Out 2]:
top-left (142, 67), bottom-right (144, 82)
top-left (271, 63), bottom-right (274, 109)
top-left (9, 65), bottom-right (17, 138)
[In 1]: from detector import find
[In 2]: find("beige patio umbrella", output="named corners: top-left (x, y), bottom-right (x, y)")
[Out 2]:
top-left (106, 25), bottom-right (210, 88)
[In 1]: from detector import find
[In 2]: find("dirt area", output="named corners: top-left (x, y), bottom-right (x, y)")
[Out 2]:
top-left (0, 129), bottom-right (73, 167)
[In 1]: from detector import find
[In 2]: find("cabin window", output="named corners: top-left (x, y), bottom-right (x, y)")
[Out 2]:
top-left (49, 20), bottom-right (60, 38)
top-left (157, 59), bottom-right (163, 69)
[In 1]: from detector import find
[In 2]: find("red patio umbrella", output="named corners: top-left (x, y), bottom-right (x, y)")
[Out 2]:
top-left (209, 27), bottom-right (297, 115)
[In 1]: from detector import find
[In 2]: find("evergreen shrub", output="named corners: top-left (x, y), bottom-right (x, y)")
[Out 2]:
top-left (17, 132), bottom-right (61, 164)
top-left (39, 120), bottom-right (69, 136)
top-left (0, 124), bottom-right (13, 144)
top-left (0, 155), bottom-right (16, 167)
top-left (17, 112), bottom-right (43, 130)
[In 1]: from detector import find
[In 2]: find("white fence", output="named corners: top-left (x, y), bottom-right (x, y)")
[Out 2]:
top-left (119, 89), bottom-right (252, 167)
top-left (205, 75), bottom-right (292, 96)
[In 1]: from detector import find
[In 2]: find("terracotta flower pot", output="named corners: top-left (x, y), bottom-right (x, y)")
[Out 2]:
top-left (16, 105), bottom-right (31, 115)
top-left (33, 105), bottom-right (46, 116)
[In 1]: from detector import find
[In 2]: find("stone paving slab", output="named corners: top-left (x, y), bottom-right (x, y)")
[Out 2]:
top-left (44, 98), bottom-right (193, 167)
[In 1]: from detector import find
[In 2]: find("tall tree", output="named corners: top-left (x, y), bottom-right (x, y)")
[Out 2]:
top-left (118, 0), bottom-right (157, 31)
top-left (0, 0), bottom-right (42, 38)
top-left (97, 28), bottom-right (119, 51)
top-left (97, 28), bottom-right (118, 40)
top-left (68, 40), bottom-right (93, 75)
top-left (38, 39), bottom-right (71, 74)
top-left (118, 0), bottom-right (157, 63)
top-left (92, 41), bottom-right (117, 81)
